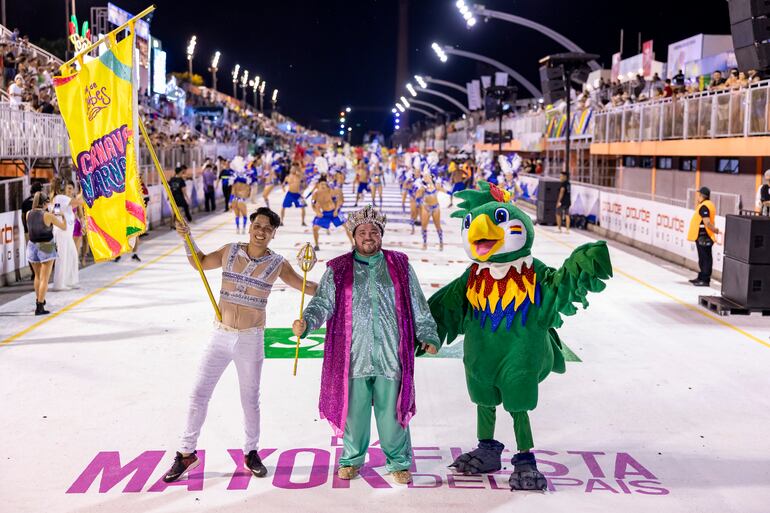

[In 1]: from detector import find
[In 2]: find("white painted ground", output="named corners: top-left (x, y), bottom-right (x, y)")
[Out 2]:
top-left (1, 179), bottom-right (769, 513)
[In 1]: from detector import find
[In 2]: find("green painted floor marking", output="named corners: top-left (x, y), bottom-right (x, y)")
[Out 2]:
top-left (264, 329), bottom-right (582, 362)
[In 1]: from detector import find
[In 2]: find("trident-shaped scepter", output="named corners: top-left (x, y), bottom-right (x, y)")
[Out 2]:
top-left (293, 243), bottom-right (317, 376)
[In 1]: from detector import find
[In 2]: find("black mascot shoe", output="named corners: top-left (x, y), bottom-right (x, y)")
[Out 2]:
top-left (449, 439), bottom-right (504, 474)
top-left (509, 452), bottom-right (547, 491)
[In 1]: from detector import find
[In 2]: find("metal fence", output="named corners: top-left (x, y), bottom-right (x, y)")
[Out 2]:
top-left (593, 80), bottom-right (770, 143)
top-left (0, 103), bottom-right (71, 160)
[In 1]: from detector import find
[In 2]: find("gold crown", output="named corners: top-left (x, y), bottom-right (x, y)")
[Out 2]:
top-left (346, 205), bottom-right (387, 234)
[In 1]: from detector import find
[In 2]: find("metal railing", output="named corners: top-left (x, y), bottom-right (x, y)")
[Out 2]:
top-left (594, 79), bottom-right (770, 143)
top-left (0, 103), bottom-right (70, 159)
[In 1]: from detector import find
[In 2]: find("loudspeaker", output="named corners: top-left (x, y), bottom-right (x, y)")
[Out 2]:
top-left (735, 43), bottom-right (770, 71)
top-left (539, 65), bottom-right (566, 104)
top-left (724, 215), bottom-right (770, 264)
top-left (721, 256), bottom-right (770, 308)
top-left (729, 0), bottom-right (770, 70)
top-left (728, 0), bottom-right (770, 22)
top-left (537, 178), bottom-right (562, 204)
top-left (484, 94), bottom-right (501, 119)
top-left (537, 200), bottom-right (556, 225)
top-left (731, 18), bottom-right (770, 49)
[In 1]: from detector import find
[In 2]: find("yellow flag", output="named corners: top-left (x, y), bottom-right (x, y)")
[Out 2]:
top-left (54, 28), bottom-right (146, 261)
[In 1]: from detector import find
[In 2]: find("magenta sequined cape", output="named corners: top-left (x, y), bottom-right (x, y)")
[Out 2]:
top-left (318, 250), bottom-right (417, 436)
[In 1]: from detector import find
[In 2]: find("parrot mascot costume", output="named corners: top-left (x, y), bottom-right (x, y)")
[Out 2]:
top-left (428, 181), bottom-right (613, 491)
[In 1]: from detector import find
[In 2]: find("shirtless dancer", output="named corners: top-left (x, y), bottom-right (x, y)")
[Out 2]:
top-left (370, 161), bottom-right (384, 208)
top-left (311, 176), bottom-right (352, 251)
top-left (162, 207), bottom-right (318, 482)
top-left (352, 162), bottom-right (370, 207)
top-left (262, 162), bottom-right (280, 209)
top-left (280, 163), bottom-right (307, 226)
top-left (231, 176), bottom-right (251, 234)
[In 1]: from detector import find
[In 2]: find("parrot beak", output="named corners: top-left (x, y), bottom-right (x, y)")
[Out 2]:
top-left (468, 214), bottom-right (505, 261)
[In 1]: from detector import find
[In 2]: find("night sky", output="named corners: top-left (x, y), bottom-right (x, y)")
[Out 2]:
top-left (13, 0), bottom-right (730, 141)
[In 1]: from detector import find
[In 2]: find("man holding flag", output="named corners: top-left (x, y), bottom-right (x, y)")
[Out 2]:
top-left (162, 207), bottom-right (318, 482)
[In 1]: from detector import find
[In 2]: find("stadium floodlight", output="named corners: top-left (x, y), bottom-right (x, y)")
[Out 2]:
top-left (210, 51), bottom-right (221, 91)
top-left (232, 64), bottom-right (240, 81)
top-left (396, 103), bottom-right (406, 113)
top-left (400, 96), bottom-right (410, 108)
top-left (431, 42), bottom-right (448, 62)
top-left (186, 35), bottom-right (197, 78)
top-left (406, 83), bottom-right (417, 97)
top-left (241, 69), bottom-right (249, 87)
top-left (455, 0), bottom-right (477, 27)
top-left (272, 89), bottom-right (278, 102)
top-left (414, 75), bottom-right (428, 88)
top-left (211, 50), bottom-right (220, 69)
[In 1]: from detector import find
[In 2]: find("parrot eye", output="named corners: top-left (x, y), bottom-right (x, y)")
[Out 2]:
top-left (494, 207), bottom-right (509, 224)
top-left (463, 213), bottom-right (472, 230)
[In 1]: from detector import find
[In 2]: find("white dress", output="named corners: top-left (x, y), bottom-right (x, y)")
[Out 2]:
top-left (52, 194), bottom-right (79, 290)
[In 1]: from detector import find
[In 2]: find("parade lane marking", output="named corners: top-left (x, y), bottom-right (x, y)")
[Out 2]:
top-left (537, 227), bottom-right (770, 350)
top-left (1, 220), bottom-right (229, 347)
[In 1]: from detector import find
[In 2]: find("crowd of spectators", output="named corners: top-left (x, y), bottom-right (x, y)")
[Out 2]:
top-left (584, 67), bottom-right (764, 110)
top-left (1, 27), bottom-right (60, 114)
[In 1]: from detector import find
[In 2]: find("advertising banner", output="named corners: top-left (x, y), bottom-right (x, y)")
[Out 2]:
top-left (642, 40), bottom-right (654, 78)
top-left (666, 34), bottom-right (704, 78)
top-left (611, 52), bottom-right (622, 82)
top-left (0, 210), bottom-right (25, 276)
top-left (600, 191), bottom-right (725, 271)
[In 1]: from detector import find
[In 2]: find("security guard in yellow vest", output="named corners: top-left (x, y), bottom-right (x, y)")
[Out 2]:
top-left (687, 186), bottom-right (720, 286)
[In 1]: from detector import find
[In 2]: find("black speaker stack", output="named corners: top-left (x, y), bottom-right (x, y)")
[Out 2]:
top-left (539, 66), bottom-right (566, 105)
top-left (721, 214), bottom-right (770, 308)
top-left (536, 178), bottom-right (562, 225)
top-left (728, 0), bottom-right (770, 71)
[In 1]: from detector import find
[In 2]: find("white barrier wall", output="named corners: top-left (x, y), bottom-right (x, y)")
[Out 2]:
top-left (0, 210), bottom-right (26, 278)
top-left (600, 191), bottom-right (726, 272)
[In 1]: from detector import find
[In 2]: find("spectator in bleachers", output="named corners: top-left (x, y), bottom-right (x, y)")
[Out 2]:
top-left (709, 71), bottom-right (726, 90)
top-left (663, 79), bottom-right (673, 97)
top-left (8, 73), bottom-right (24, 105)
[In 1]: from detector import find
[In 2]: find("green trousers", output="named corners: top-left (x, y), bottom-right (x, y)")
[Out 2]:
top-left (477, 405), bottom-right (534, 451)
top-left (339, 377), bottom-right (412, 473)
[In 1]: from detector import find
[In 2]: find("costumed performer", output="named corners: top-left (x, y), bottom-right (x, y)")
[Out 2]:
top-left (162, 207), bottom-right (318, 483)
top-left (428, 181), bottom-right (612, 491)
top-left (292, 205), bottom-right (441, 485)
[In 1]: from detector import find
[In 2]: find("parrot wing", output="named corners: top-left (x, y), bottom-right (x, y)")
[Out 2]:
top-left (538, 241), bottom-right (613, 328)
top-left (428, 267), bottom-right (472, 345)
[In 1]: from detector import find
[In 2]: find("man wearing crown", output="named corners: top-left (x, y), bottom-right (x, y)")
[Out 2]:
top-left (292, 205), bottom-right (441, 485)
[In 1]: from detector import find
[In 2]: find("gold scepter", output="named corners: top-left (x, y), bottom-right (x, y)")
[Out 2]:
top-left (293, 243), bottom-right (317, 376)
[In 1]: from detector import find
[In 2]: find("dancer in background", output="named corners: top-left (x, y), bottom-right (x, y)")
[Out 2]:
top-left (262, 160), bottom-right (280, 209)
top-left (370, 159), bottom-right (384, 208)
top-left (311, 176), bottom-right (352, 251)
top-left (415, 170), bottom-right (444, 251)
top-left (230, 157), bottom-right (252, 234)
top-left (352, 161), bottom-right (370, 207)
top-left (280, 163), bottom-right (307, 226)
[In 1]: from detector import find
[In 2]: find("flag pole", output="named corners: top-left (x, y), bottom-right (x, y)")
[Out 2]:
top-left (138, 119), bottom-right (222, 322)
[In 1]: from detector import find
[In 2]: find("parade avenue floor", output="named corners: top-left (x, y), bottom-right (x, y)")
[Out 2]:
top-left (1, 183), bottom-right (769, 513)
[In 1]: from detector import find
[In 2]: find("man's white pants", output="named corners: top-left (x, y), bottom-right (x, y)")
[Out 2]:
top-left (180, 324), bottom-right (264, 453)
